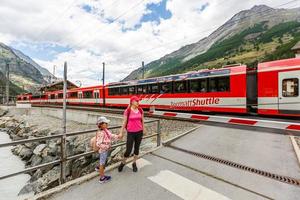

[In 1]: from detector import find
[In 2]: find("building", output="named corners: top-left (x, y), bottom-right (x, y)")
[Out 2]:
top-left (291, 41), bottom-right (300, 58)
top-left (39, 80), bottom-right (79, 93)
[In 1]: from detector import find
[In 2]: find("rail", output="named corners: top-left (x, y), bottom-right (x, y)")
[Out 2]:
top-left (0, 119), bottom-right (161, 184)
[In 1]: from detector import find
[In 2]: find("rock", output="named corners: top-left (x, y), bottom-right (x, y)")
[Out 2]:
top-left (30, 169), bottom-right (43, 182)
top-left (47, 141), bottom-right (58, 156)
top-left (18, 182), bottom-right (37, 195)
top-left (111, 146), bottom-right (122, 158)
top-left (33, 144), bottom-right (46, 155)
top-left (30, 155), bottom-right (42, 166)
top-left (38, 166), bottom-right (60, 192)
top-left (42, 155), bottom-right (57, 164)
top-left (19, 147), bottom-right (33, 160)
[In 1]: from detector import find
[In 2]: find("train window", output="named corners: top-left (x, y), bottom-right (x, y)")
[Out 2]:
top-left (137, 85), bottom-right (148, 94)
top-left (58, 93), bottom-right (63, 99)
top-left (142, 85), bottom-right (148, 94)
top-left (217, 76), bottom-right (230, 92)
top-left (109, 87), bottom-right (120, 96)
top-left (83, 91), bottom-right (93, 98)
top-left (160, 82), bottom-right (172, 94)
top-left (149, 84), bottom-right (159, 94)
top-left (69, 92), bottom-right (78, 98)
top-left (129, 86), bottom-right (136, 95)
top-left (199, 79), bottom-right (207, 92)
top-left (208, 78), bottom-right (218, 92)
top-left (174, 81), bottom-right (187, 93)
top-left (190, 80), bottom-right (200, 92)
top-left (50, 94), bottom-right (55, 99)
top-left (120, 87), bottom-right (129, 95)
top-left (282, 78), bottom-right (299, 97)
top-left (137, 85), bottom-right (143, 94)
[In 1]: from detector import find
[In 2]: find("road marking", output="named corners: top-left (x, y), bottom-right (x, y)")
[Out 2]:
top-left (148, 170), bottom-right (231, 200)
top-left (126, 158), bottom-right (152, 169)
top-left (290, 136), bottom-right (300, 168)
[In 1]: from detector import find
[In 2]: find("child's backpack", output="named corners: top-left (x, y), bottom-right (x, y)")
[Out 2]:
top-left (90, 132), bottom-right (100, 152)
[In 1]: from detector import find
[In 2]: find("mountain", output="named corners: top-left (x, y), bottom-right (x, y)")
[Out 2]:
top-left (123, 5), bottom-right (300, 81)
top-left (0, 42), bottom-right (53, 92)
top-left (0, 70), bottom-right (24, 97)
top-left (12, 48), bottom-right (53, 79)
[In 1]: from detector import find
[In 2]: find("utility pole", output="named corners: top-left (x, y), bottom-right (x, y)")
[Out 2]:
top-left (60, 61), bottom-right (67, 184)
top-left (52, 65), bottom-right (56, 83)
top-left (5, 61), bottom-right (10, 106)
top-left (102, 62), bottom-right (105, 107)
top-left (142, 61), bottom-right (145, 79)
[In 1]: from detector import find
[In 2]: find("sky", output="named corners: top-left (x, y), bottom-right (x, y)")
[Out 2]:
top-left (0, 0), bottom-right (299, 86)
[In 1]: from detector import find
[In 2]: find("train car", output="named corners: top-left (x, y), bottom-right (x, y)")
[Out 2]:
top-left (257, 58), bottom-right (300, 117)
top-left (16, 58), bottom-right (300, 117)
top-left (106, 65), bottom-right (249, 114)
top-left (66, 85), bottom-right (102, 106)
top-left (16, 93), bottom-right (32, 104)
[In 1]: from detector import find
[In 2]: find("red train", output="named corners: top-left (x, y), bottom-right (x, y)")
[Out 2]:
top-left (17, 58), bottom-right (300, 117)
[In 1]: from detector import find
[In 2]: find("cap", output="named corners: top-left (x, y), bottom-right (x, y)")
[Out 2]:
top-left (130, 96), bottom-right (140, 104)
top-left (96, 116), bottom-right (110, 125)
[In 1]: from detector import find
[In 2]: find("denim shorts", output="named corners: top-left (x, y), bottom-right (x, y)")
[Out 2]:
top-left (99, 151), bottom-right (108, 165)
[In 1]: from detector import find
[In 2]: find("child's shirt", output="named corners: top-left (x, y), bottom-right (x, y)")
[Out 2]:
top-left (96, 128), bottom-right (119, 153)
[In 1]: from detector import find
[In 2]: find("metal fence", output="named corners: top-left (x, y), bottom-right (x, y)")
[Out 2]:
top-left (0, 119), bottom-right (161, 184)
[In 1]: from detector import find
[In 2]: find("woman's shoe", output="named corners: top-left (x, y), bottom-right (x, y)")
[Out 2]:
top-left (118, 162), bottom-right (125, 172)
top-left (132, 162), bottom-right (138, 172)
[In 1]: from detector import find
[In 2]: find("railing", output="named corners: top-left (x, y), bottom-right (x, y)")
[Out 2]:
top-left (0, 119), bottom-right (161, 184)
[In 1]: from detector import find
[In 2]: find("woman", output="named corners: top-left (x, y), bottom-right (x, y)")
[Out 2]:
top-left (118, 96), bottom-right (145, 172)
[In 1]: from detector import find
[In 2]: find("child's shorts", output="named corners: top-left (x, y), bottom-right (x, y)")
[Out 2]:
top-left (99, 151), bottom-right (108, 165)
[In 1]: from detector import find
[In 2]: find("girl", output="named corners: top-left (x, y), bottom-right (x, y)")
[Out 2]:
top-left (96, 116), bottom-right (121, 183)
top-left (118, 96), bottom-right (145, 172)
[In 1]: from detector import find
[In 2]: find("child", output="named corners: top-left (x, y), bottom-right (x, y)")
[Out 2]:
top-left (96, 116), bottom-right (121, 183)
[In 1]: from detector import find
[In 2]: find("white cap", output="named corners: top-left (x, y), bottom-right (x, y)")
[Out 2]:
top-left (97, 116), bottom-right (110, 125)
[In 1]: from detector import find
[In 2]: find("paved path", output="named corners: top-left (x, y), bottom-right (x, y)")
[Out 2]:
top-left (49, 125), bottom-right (300, 200)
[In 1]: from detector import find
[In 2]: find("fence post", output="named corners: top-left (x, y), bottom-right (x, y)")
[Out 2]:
top-left (60, 61), bottom-right (67, 184)
top-left (156, 120), bottom-right (161, 146)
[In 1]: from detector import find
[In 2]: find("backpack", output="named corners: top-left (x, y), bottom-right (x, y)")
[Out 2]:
top-left (126, 107), bottom-right (143, 130)
top-left (90, 131), bottom-right (100, 152)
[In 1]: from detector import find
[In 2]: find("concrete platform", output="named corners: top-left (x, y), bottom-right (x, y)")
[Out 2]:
top-left (46, 125), bottom-right (300, 200)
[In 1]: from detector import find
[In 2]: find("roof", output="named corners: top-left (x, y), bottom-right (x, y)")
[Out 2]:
top-left (291, 41), bottom-right (300, 51)
top-left (40, 80), bottom-right (78, 92)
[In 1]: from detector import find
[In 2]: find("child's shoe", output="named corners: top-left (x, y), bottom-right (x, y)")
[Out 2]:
top-left (132, 162), bottom-right (138, 172)
top-left (99, 175), bottom-right (111, 184)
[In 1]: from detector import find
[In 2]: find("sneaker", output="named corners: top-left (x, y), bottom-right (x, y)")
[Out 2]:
top-left (95, 166), bottom-right (99, 171)
top-left (99, 175), bottom-right (111, 184)
top-left (118, 162), bottom-right (125, 172)
top-left (132, 162), bottom-right (138, 172)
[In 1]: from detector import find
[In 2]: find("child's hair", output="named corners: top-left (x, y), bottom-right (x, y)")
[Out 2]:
top-left (98, 122), bottom-right (107, 130)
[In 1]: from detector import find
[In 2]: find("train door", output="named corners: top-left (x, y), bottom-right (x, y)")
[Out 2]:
top-left (94, 90), bottom-right (100, 104)
top-left (278, 70), bottom-right (300, 114)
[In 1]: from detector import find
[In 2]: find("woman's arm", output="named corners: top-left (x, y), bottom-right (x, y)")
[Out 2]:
top-left (119, 116), bottom-right (128, 138)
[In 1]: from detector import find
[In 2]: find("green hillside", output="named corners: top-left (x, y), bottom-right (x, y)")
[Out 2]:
top-left (147, 21), bottom-right (300, 77)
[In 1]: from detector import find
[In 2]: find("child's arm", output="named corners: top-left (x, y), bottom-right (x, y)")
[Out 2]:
top-left (111, 133), bottom-right (121, 141)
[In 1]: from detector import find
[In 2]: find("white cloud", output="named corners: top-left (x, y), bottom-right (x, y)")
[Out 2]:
top-left (0, 0), bottom-right (299, 86)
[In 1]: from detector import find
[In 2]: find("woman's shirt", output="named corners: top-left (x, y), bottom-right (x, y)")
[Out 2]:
top-left (124, 108), bottom-right (143, 133)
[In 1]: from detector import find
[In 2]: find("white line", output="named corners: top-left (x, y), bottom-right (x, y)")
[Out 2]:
top-left (148, 170), bottom-right (231, 200)
top-left (290, 136), bottom-right (300, 168)
top-left (126, 158), bottom-right (152, 169)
